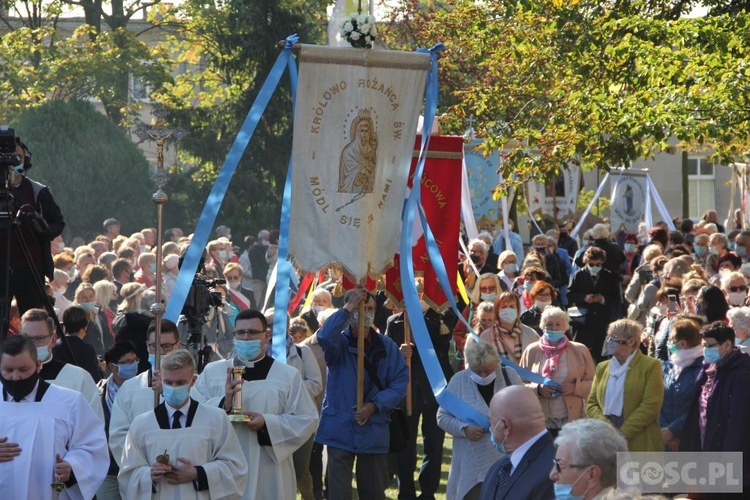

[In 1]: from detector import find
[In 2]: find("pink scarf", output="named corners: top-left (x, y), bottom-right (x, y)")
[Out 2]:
top-left (539, 335), bottom-right (570, 377)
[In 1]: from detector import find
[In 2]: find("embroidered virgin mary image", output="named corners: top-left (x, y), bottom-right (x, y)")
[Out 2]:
top-left (338, 109), bottom-right (378, 194)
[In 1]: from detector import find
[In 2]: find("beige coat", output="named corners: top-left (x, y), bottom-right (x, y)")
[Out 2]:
top-left (519, 341), bottom-right (595, 421)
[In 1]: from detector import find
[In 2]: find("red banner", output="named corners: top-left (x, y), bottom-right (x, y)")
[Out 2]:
top-left (385, 135), bottom-right (463, 311)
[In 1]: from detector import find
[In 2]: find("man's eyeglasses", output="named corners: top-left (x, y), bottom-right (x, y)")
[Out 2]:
top-left (553, 458), bottom-right (590, 474)
top-left (728, 285), bottom-right (748, 293)
top-left (234, 329), bottom-right (266, 339)
top-left (147, 342), bottom-right (178, 351)
top-left (25, 334), bottom-right (51, 345)
top-left (702, 341), bottom-right (720, 348)
top-left (606, 336), bottom-right (629, 346)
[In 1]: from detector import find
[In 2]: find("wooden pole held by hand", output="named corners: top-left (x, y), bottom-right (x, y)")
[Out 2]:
top-left (357, 298), bottom-right (365, 411)
top-left (404, 311), bottom-right (412, 416)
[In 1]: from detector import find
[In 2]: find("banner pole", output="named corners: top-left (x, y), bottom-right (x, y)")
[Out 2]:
top-left (404, 310), bottom-right (412, 416)
top-left (357, 294), bottom-right (365, 411)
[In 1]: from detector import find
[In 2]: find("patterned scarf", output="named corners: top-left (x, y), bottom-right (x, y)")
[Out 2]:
top-left (539, 335), bottom-right (570, 377)
top-left (105, 375), bottom-right (122, 412)
top-left (492, 322), bottom-right (524, 361)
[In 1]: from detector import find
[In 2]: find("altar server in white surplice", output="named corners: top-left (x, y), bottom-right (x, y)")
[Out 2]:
top-left (22, 308), bottom-right (104, 422)
top-left (119, 349), bottom-right (248, 499)
top-left (109, 320), bottom-right (182, 466)
top-left (0, 334), bottom-right (108, 500)
top-left (191, 309), bottom-right (318, 500)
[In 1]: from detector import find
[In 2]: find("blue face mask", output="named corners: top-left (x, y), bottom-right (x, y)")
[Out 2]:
top-left (553, 467), bottom-right (590, 500)
top-left (737, 246), bottom-right (748, 259)
top-left (728, 242), bottom-right (737, 252)
top-left (218, 250), bottom-right (228, 260)
top-left (522, 283), bottom-right (533, 291)
top-left (117, 362), bottom-right (138, 380)
top-left (736, 337), bottom-right (750, 346)
top-left (703, 346), bottom-right (723, 364)
top-left (80, 301), bottom-right (98, 312)
top-left (149, 263), bottom-right (157, 273)
top-left (624, 243), bottom-right (636, 253)
top-left (162, 384), bottom-right (191, 408)
top-left (490, 421), bottom-right (508, 454)
top-left (667, 342), bottom-right (680, 355)
top-left (235, 339), bottom-right (262, 361)
top-left (148, 353), bottom-right (156, 368)
top-left (694, 245), bottom-right (708, 256)
top-left (544, 331), bottom-right (566, 343)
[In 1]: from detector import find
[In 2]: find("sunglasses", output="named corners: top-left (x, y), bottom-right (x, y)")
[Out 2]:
top-left (606, 336), bottom-right (629, 345)
top-left (728, 285), bottom-right (748, 293)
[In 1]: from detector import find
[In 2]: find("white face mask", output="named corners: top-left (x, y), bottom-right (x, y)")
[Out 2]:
top-left (470, 370), bottom-right (497, 386)
top-left (727, 292), bottom-right (747, 306)
top-left (535, 300), bottom-right (552, 310)
top-left (503, 263), bottom-right (517, 275)
top-left (497, 307), bottom-right (518, 324)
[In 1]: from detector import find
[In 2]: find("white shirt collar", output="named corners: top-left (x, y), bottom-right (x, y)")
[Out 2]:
top-left (509, 429), bottom-right (548, 474)
top-left (244, 354), bottom-right (266, 368)
top-left (165, 397), bottom-right (191, 426)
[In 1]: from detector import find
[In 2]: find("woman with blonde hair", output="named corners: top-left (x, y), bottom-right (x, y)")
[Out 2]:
top-left (453, 273), bottom-right (503, 367)
top-left (587, 319), bottom-right (664, 452)
top-left (93, 280), bottom-right (117, 335)
top-left (520, 307), bottom-right (594, 438)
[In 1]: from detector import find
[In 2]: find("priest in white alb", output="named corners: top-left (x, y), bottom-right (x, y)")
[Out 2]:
top-left (191, 309), bottom-right (318, 500)
top-left (118, 349), bottom-right (248, 499)
top-left (21, 308), bottom-right (104, 422)
top-left (0, 334), bottom-right (108, 499)
top-left (109, 319), bottom-right (181, 466)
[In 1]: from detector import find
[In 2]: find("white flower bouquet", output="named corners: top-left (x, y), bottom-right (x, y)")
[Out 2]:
top-left (340, 13), bottom-right (377, 49)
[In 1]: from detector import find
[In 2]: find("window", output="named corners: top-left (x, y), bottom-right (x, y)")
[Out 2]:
top-left (131, 74), bottom-right (151, 101)
top-left (688, 158), bottom-right (715, 220)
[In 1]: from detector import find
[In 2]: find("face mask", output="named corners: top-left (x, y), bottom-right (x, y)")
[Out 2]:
top-left (140, 245), bottom-right (149, 253)
top-left (36, 342), bottom-right (51, 361)
top-left (481, 293), bottom-right (497, 302)
top-left (80, 301), bottom-right (98, 312)
top-left (149, 263), bottom-right (157, 273)
top-left (694, 245), bottom-right (708, 256)
top-left (710, 247), bottom-right (720, 255)
top-left (535, 300), bottom-right (552, 310)
top-left (350, 312), bottom-right (375, 329)
top-left (469, 254), bottom-right (482, 264)
top-left (261, 239), bottom-right (270, 246)
top-left (498, 308), bottom-right (518, 324)
top-left (703, 346), bottom-right (723, 364)
top-left (667, 341), bottom-right (680, 355)
top-left (503, 263), bottom-right (517, 275)
top-left (0, 370), bottom-right (39, 401)
top-left (737, 246), bottom-right (748, 259)
top-left (490, 421), bottom-right (508, 454)
top-left (728, 242), bottom-right (737, 252)
top-left (522, 282), bottom-right (533, 291)
top-left (544, 330), bottom-right (566, 343)
top-left (162, 384), bottom-right (191, 407)
top-left (553, 467), bottom-right (591, 500)
top-left (117, 362), bottom-right (138, 380)
top-left (605, 339), bottom-right (619, 356)
top-left (235, 339), bottom-right (262, 361)
top-left (534, 246), bottom-right (547, 254)
top-left (470, 370), bottom-right (497, 386)
top-left (624, 243), bottom-right (636, 253)
top-left (148, 353), bottom-right (156, 368)
top-left (227, 280), bottom-right (241, 290)
top-left (588, 265), bottom-right (602, 275)
top-left (218, 250), bottom-right (228, 260)
top-left (727, 292), bottom-right (746, 306)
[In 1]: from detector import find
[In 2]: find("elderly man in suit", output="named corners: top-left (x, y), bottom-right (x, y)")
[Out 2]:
top-left (480, 385), bottom-right (555, 500)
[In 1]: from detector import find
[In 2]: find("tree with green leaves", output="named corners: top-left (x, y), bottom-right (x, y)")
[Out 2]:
top-left (11, 99), bottom-right (155, 240)
top-left (155, 0), bottom-right (329, 238)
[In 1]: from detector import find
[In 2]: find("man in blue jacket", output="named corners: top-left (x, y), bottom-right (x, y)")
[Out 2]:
top-left (315, 287), bottom-right (408, 500)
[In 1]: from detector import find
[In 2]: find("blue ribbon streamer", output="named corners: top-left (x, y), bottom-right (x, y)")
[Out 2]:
top-left (271, 47), bottom-right (299, 363)
top-left (400, 44), bottom-right (558, 431)
top-left (165, 34), bottom-right (300, 335)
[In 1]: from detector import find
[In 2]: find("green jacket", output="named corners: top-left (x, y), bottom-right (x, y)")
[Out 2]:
top-left (587, 350), bottom-right (665, 452)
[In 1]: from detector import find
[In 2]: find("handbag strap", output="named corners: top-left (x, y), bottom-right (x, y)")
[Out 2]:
top-left (363, 356), bottom-right (385, 392)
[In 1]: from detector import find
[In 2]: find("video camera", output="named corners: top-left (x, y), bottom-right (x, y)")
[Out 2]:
top-left (0, 127), bottom-right (22, 168)
top-left (182, 275), bottom-right (225, 318)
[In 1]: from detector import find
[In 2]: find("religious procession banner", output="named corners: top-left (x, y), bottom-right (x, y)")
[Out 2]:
top-left (526, 164), bottom-right (581, 224)
top-left (610, 169), bottom-right (649, 235)
top-left (464, 140), bottom-right (500, 232)
top-left (385, 135), bottom-right (463, 311)
top-left (289, 45), bottom-right (431, 280)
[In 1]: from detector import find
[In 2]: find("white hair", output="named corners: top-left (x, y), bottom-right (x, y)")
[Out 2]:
top-left (464, 340), bottom-right (499, 371)
top-left (727, 306), bottom-right (750, 332)
top-left (721, 271), bottom-right (747, 290)
top-left (591, 223), bottom-right (610, 240)
top-left (468, 238), bottom-right (488, 254)
top-left (555, 419), bottom-right (627, 488)
top-left (539, 306), bottom-right (569, 332)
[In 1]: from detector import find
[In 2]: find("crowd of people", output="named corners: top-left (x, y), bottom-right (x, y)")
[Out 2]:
top-left (2, 207), bottom-right (750, 499)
